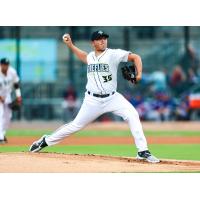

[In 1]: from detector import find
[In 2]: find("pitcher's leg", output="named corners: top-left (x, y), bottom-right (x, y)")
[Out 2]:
top-left (113, 107), bottom-right (148, 152)
top-left (111, 94), bottom-right (160, 163)
top-left (46, 97), bottom-right (103, 146)
top-left (109, 93), bottom-right (148, 152)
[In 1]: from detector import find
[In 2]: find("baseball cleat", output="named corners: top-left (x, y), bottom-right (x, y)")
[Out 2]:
top-left (136, 150), bottom-right (160, 163)
top-left (0, 137), bottom-right (8, 144)
top-left (29, 135), bottom-right (48, 152)
top-left (4, 136), bottom-right (8, 143)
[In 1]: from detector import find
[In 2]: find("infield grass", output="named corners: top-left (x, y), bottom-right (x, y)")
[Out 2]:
top-left (1, 129), bottom-right (200, 161)
top-left (6, 129), bottom-right (200, 137)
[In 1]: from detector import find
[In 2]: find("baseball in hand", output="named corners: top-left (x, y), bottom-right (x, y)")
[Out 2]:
top-left (63, 33), bottom-right (69, 41)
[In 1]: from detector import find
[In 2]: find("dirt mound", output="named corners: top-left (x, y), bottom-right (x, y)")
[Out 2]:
top-left (0, 152), bottom-right (200, 172)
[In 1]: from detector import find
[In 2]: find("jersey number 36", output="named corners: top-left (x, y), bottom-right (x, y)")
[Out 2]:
top-left (102, 74), bottom-right (112, 83)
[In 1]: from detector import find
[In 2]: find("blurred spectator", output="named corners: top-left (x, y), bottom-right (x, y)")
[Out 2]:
top-left (174, 95), bottom-right (190, 121)
top-left (149, 68), bottom-right (168, 93)
top-left (129, 93), bottom-right (147, 120)
top-left (125, 90), bottom-right (191, 121)
top-left (62, 85), bottom-right (80, 122)
top-left (170, 65), bottom-right (186, 95)
top-left (146, 93), bottom-right (174, 121)
top-left (188, 68), bottom-right (199, 85)
top-left (96, 113), bottom-right (113, 122)
top-left (158, 92), bottom-right (176, 121)
top-left (179, 45), bottom-right (200, 77)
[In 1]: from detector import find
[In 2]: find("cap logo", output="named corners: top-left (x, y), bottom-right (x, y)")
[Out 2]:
top-left (98, 31), bottom-right (103, 35)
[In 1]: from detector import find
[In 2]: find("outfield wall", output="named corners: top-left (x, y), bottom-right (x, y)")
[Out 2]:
top-left (9, 121), bottom-right (200, 131)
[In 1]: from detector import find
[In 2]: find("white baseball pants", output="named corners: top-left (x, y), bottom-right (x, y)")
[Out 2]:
top-left (46, 92), bottom-right (148, 152)
top-left (0, 103), bottom-right (12, 140)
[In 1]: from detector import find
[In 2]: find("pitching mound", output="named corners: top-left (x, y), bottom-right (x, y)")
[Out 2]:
top-left (0, 152), bottom-right (200, 172)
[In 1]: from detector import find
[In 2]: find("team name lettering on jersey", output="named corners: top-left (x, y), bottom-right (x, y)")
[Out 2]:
top-left (87, 64), bottom-right (109, 73)
top-left (0, 79), bottom-right (12, 87)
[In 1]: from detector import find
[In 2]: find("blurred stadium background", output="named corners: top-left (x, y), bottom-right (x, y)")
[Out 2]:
top-left (1, 26), bottom-right (200, 122)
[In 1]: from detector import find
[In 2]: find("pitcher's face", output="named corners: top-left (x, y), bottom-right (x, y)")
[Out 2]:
top-left (92, 37), bottom-right (107, 52)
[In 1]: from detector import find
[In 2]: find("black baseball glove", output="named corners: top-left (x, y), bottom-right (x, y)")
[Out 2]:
top-left (121, 64), bottom-right (137, 84)
top-left (8, 99), bottom-right (21, 111)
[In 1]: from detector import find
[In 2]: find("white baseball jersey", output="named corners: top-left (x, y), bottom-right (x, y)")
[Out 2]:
top-left (86, 48), bottom-right (130, 94)
top-left (0, 66), bottom-right (19, 104)
top-left (45, 47), bottom-right (148, 152)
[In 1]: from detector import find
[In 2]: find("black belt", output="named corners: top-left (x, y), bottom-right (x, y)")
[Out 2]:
top-left (87, 91), bottom-right (115, 98)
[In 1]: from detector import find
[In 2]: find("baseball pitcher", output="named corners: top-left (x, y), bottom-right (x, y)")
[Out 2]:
top-left (0, 58), bottom-right (22, 144)
top-left (30, 30), bottom-right (160, 163)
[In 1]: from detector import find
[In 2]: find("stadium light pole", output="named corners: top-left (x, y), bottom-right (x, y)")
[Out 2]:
top-left (68, 26), bottom-right (75, 85)
top-left (184, 26), bottom-right (190, 52)
top-left (15, 26), bottom-right (21, 79)
top-left (123, 27), bottom-right (130, 51)
top-left (15, 26), bottom-right (21, 120)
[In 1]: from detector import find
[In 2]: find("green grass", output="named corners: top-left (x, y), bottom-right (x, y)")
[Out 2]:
top-left (6, 129), bottom-right (200, 137)
top-left (0, 144), bottom-right (200, 161)
top-left (2, 129), bottom-right (200, 161)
